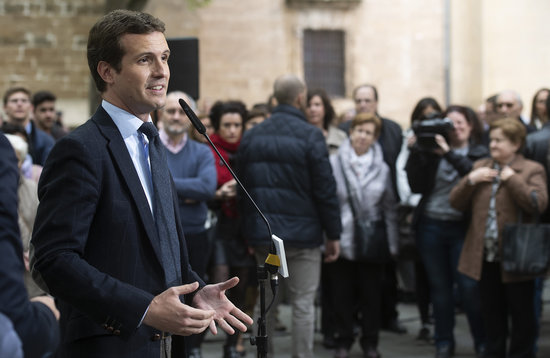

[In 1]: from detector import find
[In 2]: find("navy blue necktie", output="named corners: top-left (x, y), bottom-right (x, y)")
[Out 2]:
top-left (138, 122), bottom-right (181, 287)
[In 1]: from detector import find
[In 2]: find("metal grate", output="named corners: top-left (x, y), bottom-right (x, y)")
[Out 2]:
top-left (303, 29), bottom-right (345, 97)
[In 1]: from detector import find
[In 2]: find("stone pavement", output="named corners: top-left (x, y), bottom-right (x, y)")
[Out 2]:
top-left (201, 284), bottom-right (550, 358)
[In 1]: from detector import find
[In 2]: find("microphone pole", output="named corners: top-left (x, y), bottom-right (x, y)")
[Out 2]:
top-left (179, 99), bottom-right (279, 358)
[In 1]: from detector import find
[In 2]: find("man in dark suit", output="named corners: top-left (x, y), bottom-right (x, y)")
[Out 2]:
top-left (0, 132), bottom-right (59, 358)
top-left (30, 10), bottom-right (252, 358)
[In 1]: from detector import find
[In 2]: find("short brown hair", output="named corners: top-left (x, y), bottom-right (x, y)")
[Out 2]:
top-left (87, 10), bottom-right (165, 92)
top-left (350, 112), bottom-right (382, 138)
top-left (489, 117), bottom-right (527, 152)
top-left (3, 87), bottom-right (31, 106)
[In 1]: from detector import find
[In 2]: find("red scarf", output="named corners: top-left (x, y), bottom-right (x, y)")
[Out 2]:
top-left (210, 133), bottom-right (241, 218)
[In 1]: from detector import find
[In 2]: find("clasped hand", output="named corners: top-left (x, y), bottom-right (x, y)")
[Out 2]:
top-left (468, 166), bottom-right (514, 185)
top-left (144, 277), bottom-right (253, 336)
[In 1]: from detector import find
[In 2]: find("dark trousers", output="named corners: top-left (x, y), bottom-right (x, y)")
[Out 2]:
top-left (415, 260), bottom-right (431, 325)
top-left (417, 217), bottom-right (485, 351)
top-left (479, 261), bottom-right (535, 358)
top-left (380, 261), bottom-right (399, 325)
top-left (326, 258), bottom-right (383, 350)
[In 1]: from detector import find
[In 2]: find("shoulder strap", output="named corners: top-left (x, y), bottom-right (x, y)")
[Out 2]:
top-left (338, 155), bottom-right (358, 220)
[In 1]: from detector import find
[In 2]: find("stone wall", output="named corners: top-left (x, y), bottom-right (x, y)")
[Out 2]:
top-left (0, 0), bottom-right (105, 125)
top-left (2, 0), bottom-right (549, 128)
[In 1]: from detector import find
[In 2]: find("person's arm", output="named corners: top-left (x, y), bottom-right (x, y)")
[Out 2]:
top-left (171, 145), bottom-right (216, 202)
top-left (405, 146), bottom-right (437, 194)
top-left (501, 162), bottom-right (548, 214)
top-left (0, 134), bottom-right (59, 358)
top-left (449, 160), bottom-right (495, 212)
top-left (307, 130), bottom-right (342, 241)
top-left (443, 150), bottom-right (476, 176)
top-left (381, 181), bottom-right (399, 257)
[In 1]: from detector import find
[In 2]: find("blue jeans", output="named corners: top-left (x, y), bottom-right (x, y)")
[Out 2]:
top-left (417, 216), bottom-right (486, 352)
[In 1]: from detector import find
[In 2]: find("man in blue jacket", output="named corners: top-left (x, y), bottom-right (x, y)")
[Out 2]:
top-left (237, 74), bottom-right (341, 358)
top-left (158, 91), bottom-right (217, 358)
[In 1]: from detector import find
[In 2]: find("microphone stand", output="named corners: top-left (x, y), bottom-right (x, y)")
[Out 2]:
top-left (179, 99), bottom-right (281, 358)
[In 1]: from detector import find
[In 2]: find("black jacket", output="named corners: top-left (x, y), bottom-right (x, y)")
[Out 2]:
top-left (525, 122), bottom-right (550, 222)
top-left (237, 104), bottom-right (342, 248)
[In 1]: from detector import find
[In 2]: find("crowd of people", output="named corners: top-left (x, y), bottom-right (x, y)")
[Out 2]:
top-left (1, 8), bottom-right (549, 358)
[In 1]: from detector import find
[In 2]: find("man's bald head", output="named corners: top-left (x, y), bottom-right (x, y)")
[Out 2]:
top-left (273, 75), bottom-right (306, 108)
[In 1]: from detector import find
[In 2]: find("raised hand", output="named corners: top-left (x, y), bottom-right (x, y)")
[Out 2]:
top-left (192, 277), bottom-right (253, 335)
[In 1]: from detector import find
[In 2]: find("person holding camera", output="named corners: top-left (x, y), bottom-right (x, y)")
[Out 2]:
top-left (405, 105), bottom-right (487, 358)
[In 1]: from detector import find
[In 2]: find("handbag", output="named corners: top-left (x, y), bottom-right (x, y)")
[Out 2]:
top-left (501, 191), bottom-right (550, 275)
top-left (338, 156), bottom-right (390, 262)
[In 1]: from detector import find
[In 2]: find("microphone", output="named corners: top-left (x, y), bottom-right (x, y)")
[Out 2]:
top-left (178, 98), bottom-right (282, 276)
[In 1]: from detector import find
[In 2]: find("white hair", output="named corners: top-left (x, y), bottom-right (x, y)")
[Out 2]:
top-left (4, 133), bottom-right (28, 163)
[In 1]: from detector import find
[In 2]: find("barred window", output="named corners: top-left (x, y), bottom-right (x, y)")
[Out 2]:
top-left (303, 29), bottom-right (345, 97)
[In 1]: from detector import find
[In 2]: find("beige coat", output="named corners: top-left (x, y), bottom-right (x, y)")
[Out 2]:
top-left (449, 155), bottom-right (548, 283)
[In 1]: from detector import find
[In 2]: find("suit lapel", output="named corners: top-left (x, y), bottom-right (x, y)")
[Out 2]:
top-left (91, 107), bottom-right (165, 270)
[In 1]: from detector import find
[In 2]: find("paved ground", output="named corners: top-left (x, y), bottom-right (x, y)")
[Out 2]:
top-left (200, 283), bottom-right (550, 358)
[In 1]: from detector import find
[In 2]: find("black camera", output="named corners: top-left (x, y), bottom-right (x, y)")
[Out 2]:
top-left (412, 117), bottom-right (454, 150)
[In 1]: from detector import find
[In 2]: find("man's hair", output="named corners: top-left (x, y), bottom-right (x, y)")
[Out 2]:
top-left (497, 89), bottom-right (523, 107)
top-left (166, 91), bottom-right (197, 111)
top-left (352, 84), bottom-right (379, 102)
top-left (32, 90), bottom-right (56, 108)
top-left (3, 87), bottom-right (31, 106)
top-left (87, 9), bottom-right (166, 93)
top-left (273, 75), bottom-right (305, 106)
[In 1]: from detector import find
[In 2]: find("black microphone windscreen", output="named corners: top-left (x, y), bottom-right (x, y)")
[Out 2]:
top-left (179, 98), bottom-right (206, 135)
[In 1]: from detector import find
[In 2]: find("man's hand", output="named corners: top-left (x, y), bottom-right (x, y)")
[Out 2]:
top-left (143, 282), bottom-right (215, 336)
top-left (192, 277), bottom-right (253, 335)
top-left (324, 239), bottom-right (340, 263)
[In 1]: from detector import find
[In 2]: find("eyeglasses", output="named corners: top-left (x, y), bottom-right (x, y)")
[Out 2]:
top-left (497, 102), bottom-right (515, 108)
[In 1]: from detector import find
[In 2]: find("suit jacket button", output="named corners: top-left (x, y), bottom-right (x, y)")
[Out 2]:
top-left (151, 333), bottom-right (161, 341)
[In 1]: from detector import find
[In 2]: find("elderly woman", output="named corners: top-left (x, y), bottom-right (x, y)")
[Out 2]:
top-left (450, 117), bottom-right (548, 358)
top-left (327, 113), bottom-right (398, 358)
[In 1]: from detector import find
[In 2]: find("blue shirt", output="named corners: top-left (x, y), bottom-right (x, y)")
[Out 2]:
top-left (102, 100), bottom-right (154, 213)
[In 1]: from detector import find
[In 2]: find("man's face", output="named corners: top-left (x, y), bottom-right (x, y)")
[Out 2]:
top-left (496, 92), bottom-right (522, 119)
top-left (34, 100), bottom-right (57, 130)
top-left (103, 31), bottom-right (170, 121)
top-left (354, 86), bottom-right (378, 114)
top-left (161, 95), bottom-right (190, 136)
top-left (4, 91), bottom-right (32, 124)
